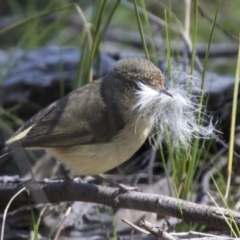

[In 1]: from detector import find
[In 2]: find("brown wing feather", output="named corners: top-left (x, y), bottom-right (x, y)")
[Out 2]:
top-left (11, 79), bottom-right (125, 148)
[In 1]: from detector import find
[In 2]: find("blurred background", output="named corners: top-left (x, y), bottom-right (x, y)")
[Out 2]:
top-left (0, 0), bottom-right (240, 239)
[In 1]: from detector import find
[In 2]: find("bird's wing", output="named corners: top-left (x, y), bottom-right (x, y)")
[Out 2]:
top-left (7, 80), bottom-right (125, 148)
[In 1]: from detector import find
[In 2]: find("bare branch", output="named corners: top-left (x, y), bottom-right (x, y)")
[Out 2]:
top-left (0, 179), bottom-right (240, 231)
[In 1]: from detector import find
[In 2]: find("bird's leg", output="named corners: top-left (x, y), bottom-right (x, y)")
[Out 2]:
top-left (59, 164), bottom-right (73, 183)
top-left (93, 174), bottom-right (139, 192)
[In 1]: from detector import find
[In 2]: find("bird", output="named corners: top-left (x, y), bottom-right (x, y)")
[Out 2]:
top-left (1, 57), bottom-right (173, 177)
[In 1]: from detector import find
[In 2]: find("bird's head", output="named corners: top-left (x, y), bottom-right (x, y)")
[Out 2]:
top-left (110, 57), bottom-right (172, 97)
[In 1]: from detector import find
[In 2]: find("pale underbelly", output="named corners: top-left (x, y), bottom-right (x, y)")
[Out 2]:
top-left (49, 119), bottom-right (153, 175)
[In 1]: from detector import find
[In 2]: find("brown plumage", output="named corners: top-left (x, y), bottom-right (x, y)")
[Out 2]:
top-left (2, 57), bottom-right (168, 175)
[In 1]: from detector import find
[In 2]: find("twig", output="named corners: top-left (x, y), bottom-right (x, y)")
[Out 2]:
top-left (1, 187), bottom-right (26, 240)
top-left (172, 230), bottom-right (237, 239)
top-left (53, 206), bottom-right (72, 240)
top-left (121, 218), bottom-right (149, 235)
top-left (140, 220), bottom-right (177, 240)
top-left (0, 179), bottom-right (240, 231)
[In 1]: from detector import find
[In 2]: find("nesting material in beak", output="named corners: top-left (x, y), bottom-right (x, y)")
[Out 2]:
top-left (132, 81), bottom-right (217, 149)
top-left (161, 89), bottom-right (173, 98)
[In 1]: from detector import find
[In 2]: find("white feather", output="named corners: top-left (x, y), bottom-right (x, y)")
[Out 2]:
top-left (132, 82), bottom-right (216, 149)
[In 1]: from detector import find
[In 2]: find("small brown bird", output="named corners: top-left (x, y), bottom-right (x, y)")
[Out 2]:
top-left (1, 57), bottom-right (213, 176)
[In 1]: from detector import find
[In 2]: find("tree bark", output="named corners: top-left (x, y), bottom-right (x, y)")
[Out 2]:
top-left (0, 178), bottom-right (239, 231)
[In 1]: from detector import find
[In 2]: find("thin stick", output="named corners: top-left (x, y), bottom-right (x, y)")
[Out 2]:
top-left (53, 206), bottom-right (72, 240)
top-left (1, 187), bottom-right (26, 240)
top-left (121, 218), bottom-right (149, 235)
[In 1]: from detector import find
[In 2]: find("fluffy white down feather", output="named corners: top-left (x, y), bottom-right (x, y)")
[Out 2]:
top-left (132, 82), bottom-right (216, 149)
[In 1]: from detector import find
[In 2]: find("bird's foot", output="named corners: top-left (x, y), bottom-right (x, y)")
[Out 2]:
top-left (93, 175), bottom-right (139, 193)
top-left (59, 164), bottom-right (73, 183)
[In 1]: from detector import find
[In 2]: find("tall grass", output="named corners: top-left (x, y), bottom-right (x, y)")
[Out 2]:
top-left (0, 0), bottom-right (237, 236)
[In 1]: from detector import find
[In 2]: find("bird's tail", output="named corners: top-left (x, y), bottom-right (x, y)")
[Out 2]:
top-left (0, 142), bottom-right (10, 159)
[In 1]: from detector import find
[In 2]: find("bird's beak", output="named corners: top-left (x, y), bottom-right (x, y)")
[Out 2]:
top-left (161, 88), bottom-right (173, 98)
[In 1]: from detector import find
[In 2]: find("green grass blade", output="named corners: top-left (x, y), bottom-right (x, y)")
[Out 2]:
top-left (139, 0), bottom-right (158, 64)
top-left (133, 0), bottom-right (149, 60)
top-left (164, 10), bottom-right (172, 77)
top-left (187, 0), bottom-right (221, 198)
top-left (0, 4), bottom-right (75, 36)
top-left (225, 37), bottom-right (240, 198)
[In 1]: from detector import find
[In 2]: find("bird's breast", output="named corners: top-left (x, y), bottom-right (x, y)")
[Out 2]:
top-left (49, 115), bottom-right (155, 175)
